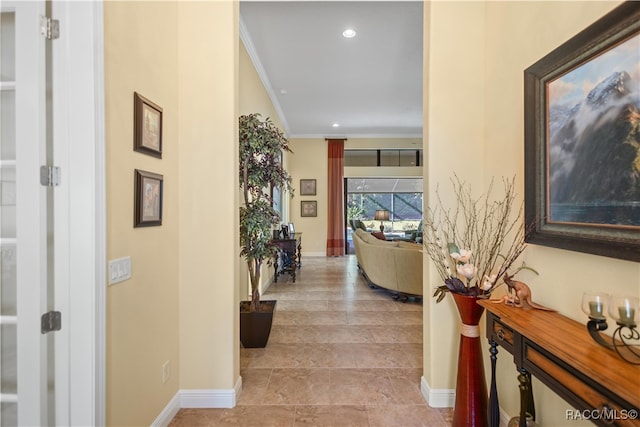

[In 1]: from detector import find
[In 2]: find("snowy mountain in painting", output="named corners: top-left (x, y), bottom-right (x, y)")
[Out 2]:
top-left (548, 70), bottom-right (640, 206)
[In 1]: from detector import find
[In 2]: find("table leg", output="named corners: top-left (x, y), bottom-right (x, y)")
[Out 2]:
top-left (517, 369), bottom-right (535, 427)
top-left (489, 340), bottom-right (500, 427)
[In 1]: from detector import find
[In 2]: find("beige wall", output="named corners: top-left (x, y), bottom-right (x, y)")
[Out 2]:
top-left (239, 41), bottom-right (287, 295)
top-left (105, 1), bottom-right (239, 425)
top-left (424, 0), bottom-right (488, 393)
top-left (425, 1), bottom-right (640, 425)
top-left (104, 2), bottom-right (180, 425)
top-left (484, 2), bottom-right (638, 424)
top-left (239, 43), bottom-right (283, 129)
top-left (177, 0), bottom-right (239, 391)
top-left (288, 138), bottom-right (328, 256)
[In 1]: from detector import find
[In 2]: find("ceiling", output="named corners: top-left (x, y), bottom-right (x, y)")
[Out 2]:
top-left (239, 1), bottom-right (424, 139)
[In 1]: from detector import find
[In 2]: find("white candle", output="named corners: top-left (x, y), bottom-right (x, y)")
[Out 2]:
top-left (589, 301), bottom-right (603, 317)
top-left (618, 302), bottom-right (635, 325)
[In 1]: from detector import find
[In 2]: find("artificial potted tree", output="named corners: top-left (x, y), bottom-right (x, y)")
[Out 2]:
top-left (239, 113), bottom-right (292, 348)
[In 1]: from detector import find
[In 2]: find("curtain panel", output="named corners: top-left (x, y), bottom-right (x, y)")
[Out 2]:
top-left (326, 139), bottom-right (345, 256)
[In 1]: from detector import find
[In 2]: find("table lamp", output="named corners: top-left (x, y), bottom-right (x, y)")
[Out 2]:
top-left (374, 209), bottom-right (389, 232)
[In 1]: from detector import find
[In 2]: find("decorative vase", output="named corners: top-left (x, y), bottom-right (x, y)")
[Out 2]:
top-left (451, 292), bottom-right (489, 427)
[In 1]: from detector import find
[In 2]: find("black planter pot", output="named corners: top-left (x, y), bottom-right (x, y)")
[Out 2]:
top-left (240, 300), bottom-right (277, 348)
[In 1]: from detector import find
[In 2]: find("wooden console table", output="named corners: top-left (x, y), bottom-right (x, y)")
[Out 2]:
top-left (478, 300), bottom-right (640, 427)
top-left (272, 232), bottom-right (302, 283)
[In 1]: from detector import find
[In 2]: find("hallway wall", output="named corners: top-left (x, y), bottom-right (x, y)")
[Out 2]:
top-left (104, 2), bottom-right (180, 425)
top-left (424, 1), bottom-right (639, 425)
top-left (483, 2), bottom-right (638, 424)
top-left (104, 2), bottom-right (240, 425)
top-left (239, 41), bottom-right (285, 297)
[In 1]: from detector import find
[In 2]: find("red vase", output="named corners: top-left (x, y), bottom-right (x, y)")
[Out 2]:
top-left (451, 292), bottom-right (489, 427)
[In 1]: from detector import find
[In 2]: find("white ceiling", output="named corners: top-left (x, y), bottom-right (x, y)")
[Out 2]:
top-left (240, 1), bottom-right (424, 139)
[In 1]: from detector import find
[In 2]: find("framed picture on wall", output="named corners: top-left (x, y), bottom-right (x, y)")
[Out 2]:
top-left (134, 169), bottom-right (163, 227)
top-left (134, 92), bottom-right (163, 158)
top-left (300, 179), bottom-right (316, 196)
top-left (301, 201), bottom-right (317, 217)
top-left (524, 2), bottom-right (640, 262)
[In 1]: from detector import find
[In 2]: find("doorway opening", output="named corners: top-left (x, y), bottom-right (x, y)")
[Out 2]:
top-left (344, 177), bottom-right (423, 254)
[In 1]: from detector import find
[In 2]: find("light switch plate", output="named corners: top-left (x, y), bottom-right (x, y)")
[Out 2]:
top-left (108, 256), bottom-right (131, 285)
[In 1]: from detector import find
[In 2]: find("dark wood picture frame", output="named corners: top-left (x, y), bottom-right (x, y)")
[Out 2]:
top-left (134, 92), bottom-right (163, 158)
top-left (524, 2), bottom-right (640, 262)
top-left (300, 179), bottom-right (316, 196)
top-left (134, 169), bottom-right (163, 227)
top-left (300, 201), bottom-right (317, 217)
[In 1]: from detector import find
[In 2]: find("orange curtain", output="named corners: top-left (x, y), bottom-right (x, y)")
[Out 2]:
top-left (326, 139), bottom-right (345, 256)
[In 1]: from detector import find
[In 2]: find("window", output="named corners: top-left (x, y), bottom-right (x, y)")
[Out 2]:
top-left (344, 150), bottom-right (377, 166)
top-left (346, 178), bottom-right (423, 234)
top-left (344, 149), bottom-right (422, 167)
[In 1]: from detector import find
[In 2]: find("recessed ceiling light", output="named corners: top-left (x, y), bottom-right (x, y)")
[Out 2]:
top-left (332, 123), bottom-right (340, 128)
top-left (342, 28), bottom-right (356, 38)
top-left (280, 89), bottom-right (288, 95)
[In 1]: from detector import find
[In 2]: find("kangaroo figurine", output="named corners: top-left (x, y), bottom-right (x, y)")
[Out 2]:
top-left (492, 272), bottom-right (555, 311)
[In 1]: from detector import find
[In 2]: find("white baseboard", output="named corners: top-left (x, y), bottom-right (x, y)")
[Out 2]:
top-left (180, 376), bottom-right (242, 409)
top-left (499, 407), bottom-right (511, 427)
top-left (150, 392), bottom-right (181, 427)
top-left (152, 377), bottom-right (242, 425)
top-left (420, 376), bottom-right (511, 427)
top-left (420, 376), bottom-right (454, 408)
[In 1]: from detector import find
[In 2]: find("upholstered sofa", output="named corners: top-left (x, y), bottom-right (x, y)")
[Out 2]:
top-left (352, 228), bottom-right (423, 300)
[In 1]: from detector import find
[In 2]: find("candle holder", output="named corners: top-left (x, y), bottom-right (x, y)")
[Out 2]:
top-left (582, 293), bottom-right (640, 365)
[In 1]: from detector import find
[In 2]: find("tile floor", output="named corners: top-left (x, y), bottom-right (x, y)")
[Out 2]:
top-left (169, 256), bottom-right (452, 426)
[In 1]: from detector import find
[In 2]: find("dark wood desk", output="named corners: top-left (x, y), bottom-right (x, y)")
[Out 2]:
top-left (478, 300), bottom-right (640, 427)
top-left (272, 233), bottom-right (302, 283)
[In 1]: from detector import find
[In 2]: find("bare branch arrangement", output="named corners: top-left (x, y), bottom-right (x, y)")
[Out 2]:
top-left (423, 175), bottom-right (532, 302)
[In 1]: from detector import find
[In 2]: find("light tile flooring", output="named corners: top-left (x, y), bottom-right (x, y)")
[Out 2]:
top-left (169, 256), bottom-right (451, 426)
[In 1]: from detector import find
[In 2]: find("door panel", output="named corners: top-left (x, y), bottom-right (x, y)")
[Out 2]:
top-left (1, 8), bottom-right (19, 426)
top-left (1, 1), bottom-right (56, 425)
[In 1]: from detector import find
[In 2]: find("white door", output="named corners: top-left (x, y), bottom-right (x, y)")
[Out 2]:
top-left (0, 1), bottom-right (67, 425)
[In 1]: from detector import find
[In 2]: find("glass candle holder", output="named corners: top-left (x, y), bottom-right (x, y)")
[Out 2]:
top-left (609, 296), bottom-right (639, 327)
top-left (582, 292), bottom-right (609, 320)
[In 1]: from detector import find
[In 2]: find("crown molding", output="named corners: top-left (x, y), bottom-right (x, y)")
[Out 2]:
top-left (239, 16), bottom-right (291, 136)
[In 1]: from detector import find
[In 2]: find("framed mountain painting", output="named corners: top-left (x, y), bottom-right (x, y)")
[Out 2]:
top-left (524, 2), bottom-right (640, 262)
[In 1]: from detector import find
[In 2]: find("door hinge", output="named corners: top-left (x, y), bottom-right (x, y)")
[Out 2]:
top-left (40, 16), bottom-right (60, 40)
top-left (41, 311), bottom-right (62, 334)
top-left (40, 166), bottom-right (61, 187)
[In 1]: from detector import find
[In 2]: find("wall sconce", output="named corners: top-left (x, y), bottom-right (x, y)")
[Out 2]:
top-left (374, 209), bottom-right (389, 232)
top-left (581, 292), bottom-right (640, 365)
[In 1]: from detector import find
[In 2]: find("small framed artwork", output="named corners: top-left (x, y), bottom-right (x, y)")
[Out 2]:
top-left (288, 223), bottom-right (295, 235)
top-left (301, 201), bottom-right (317, 217)
top-left (524, 2), bottom-right (640, 262)
top-left (300, 179), bottom-right (316, 196)
top-left (134, 169), bottom-right (163, 227)
top-left (134, 92), bottom-right (163, 158)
